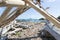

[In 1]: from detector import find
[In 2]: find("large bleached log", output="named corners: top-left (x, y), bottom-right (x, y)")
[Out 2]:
top-left (0, 0), bottom-right (25, 7)
top-left (25, 0), bottom-right (60, 28)
top-left (5, 0), bottom-right (25, 5)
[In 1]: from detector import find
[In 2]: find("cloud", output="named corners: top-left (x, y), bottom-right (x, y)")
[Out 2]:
top-left (46, 0), bottom-right (56, 2)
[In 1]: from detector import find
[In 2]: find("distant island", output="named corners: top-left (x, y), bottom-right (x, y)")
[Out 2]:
top-left (16, 18), bottom-right (45, 22)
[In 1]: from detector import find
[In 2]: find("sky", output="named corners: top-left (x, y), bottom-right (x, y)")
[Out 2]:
top-left (0, 0), bottom-right (60, 19)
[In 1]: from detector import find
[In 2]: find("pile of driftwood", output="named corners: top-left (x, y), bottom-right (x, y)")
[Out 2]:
top-left (0, 20), bottom-right (31, 38)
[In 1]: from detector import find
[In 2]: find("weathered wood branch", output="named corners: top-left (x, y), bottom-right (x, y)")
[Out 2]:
top-left (0, 6), bottom-right (30, 27)
top-left (7, 28), bottom-right (22, 35)
top-left (25, 0), bottom-right (60, 28)
top-left (0, 6), bottom-right (12, 24)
